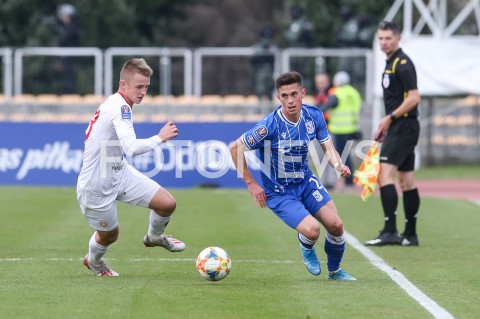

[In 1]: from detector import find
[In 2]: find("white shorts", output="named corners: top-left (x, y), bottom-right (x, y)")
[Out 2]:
top-left (77, 166), bottom-right (160, 231)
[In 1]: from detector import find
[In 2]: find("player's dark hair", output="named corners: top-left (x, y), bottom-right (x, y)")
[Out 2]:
top-left (378, 20), bottom-right (401, 35)
top-left (275, 71), bottom-right (303, 90)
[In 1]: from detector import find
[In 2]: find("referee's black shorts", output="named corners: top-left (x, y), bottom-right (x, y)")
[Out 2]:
top-left (380, 118), bottom-right (420, 172)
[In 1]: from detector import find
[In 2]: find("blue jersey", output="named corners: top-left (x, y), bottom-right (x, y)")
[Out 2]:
top-left (241, 104), bottom-right (330, 192)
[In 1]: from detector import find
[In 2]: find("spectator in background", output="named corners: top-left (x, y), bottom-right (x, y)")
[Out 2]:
top-left (314, 73), bottom-right (336, 190)
top-left (335, 6), bottom-right (375, 48)
top-left (320, 71), bottom-right (362, 189)
top-left (56, 3), bottom-right (80, 94)
top-left (250, 27), bottom-right (277, 100)
top-left (335, 6), bottom-right (375, 85)
top-left (284, 4), bottom-right (314, 48)
top-left (284, 4), bottom-right (314, 91)
top-left (314, 73), bottom-right (333, 107)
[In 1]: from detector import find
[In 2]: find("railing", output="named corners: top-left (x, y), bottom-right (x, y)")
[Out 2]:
top-left (104, 47), bottom-right (193, 96)
top-left (13, 47), bottom-right (103, 95)
top-left (192, 47), bottom-right (281, 97)
top-left (281, 47), bottom-right (374, 105)
top-left (2, 46), bottom-right (373, 102)
top-left (1, 47), bottom-right (13, 98)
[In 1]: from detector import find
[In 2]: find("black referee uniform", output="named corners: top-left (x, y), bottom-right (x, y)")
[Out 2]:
top-left (365, 47), bottom-right (421, 247)
top-left (380, 48), bottom-right (420, 171)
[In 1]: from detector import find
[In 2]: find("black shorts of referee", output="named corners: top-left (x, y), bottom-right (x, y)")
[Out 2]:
top-left (379, 117), bottom-right (420, 172)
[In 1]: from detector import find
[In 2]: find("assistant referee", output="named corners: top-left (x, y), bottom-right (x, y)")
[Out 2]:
top-left (365, 21), bottom-right (421, 247)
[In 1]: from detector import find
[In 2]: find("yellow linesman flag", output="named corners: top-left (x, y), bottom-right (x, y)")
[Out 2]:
top-left (353, 142), bottom-right (380, 201)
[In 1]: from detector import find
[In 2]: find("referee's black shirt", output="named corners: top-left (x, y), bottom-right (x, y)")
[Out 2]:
top-left (381, 48), bottom-right (419, 118)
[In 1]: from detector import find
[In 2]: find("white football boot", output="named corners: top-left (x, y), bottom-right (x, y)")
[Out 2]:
top-left (83, 254), bottom-right (119, 277)
top-left (143, 234), bottom-right (186, 252)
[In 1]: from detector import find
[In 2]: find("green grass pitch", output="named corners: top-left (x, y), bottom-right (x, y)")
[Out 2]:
top-left (0, 186), bottom-right (479, 319)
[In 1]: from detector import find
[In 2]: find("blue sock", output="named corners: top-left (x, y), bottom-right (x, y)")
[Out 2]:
top-left (324, 233), bottom-right (345, 272)
top-left (298, 232), bottom-right (317, 250)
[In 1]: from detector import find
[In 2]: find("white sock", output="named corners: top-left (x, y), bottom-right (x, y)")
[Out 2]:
top-left (325, 232), bottom-right (345, 245)
top-left (298, 233), bottom-right (318, 250)
top-left (88, 232), bottom-right (108, 262)
top-left (148, 211), bottom-right (171, 241)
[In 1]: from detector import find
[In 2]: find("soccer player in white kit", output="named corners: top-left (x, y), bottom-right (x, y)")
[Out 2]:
top-left (77, 58), bottom-right (185, 276)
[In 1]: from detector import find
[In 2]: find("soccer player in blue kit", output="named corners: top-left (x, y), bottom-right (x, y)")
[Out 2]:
top-left (230, 71), bottom-right (356, 280)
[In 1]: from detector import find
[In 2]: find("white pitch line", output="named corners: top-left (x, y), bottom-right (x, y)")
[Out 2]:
top-left (0, 237), bottom-right (458, 319)
top-left (344, 231), bottom-right (456, 319)
top-left (0, 258), bottom-right (80, 262)
top-left (0, 257), bottom-right (296, 264)
top-left (470, 199), bottom-right (480, 206)
top-left (130, 258), bottom-right (295, 263)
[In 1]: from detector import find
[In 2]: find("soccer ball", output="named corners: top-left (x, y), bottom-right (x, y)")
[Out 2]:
top-left (196, 246), bottom-right (231, 281)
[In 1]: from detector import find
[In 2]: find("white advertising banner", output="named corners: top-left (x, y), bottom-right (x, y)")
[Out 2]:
top-left (374, 36), bottom-right (480, 97)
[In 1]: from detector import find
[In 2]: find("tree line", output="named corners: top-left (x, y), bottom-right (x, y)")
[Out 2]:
top-left (0, 0), bottom-right (392, 49)
top-left (0, 0), bottom-right (394, 95)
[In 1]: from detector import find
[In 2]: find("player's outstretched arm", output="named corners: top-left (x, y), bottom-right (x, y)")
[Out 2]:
top-left (229, 138), bottom-right (267, 208)
top-left (320, 139), bottom-right (351, 177)
top-left (117, 121), bottom-right (178, 157)
top-left (157, 120), bottom-right (179, 143)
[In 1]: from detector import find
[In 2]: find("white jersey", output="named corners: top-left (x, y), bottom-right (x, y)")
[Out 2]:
top-left (77, 92), bottom-right (161, 197)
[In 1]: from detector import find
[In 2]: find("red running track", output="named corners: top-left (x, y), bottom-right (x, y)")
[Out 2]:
top-left (415, 179), bottom-right (480, 202)
top-left (348, 179), bottom-right (480, 203)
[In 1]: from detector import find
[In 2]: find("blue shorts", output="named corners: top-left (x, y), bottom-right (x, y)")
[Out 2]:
top-left (265, 174), bottom-right (332, 229)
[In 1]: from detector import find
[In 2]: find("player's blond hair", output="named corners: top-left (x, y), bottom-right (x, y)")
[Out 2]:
top-left (120, 58), bottom-right (153, 81)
